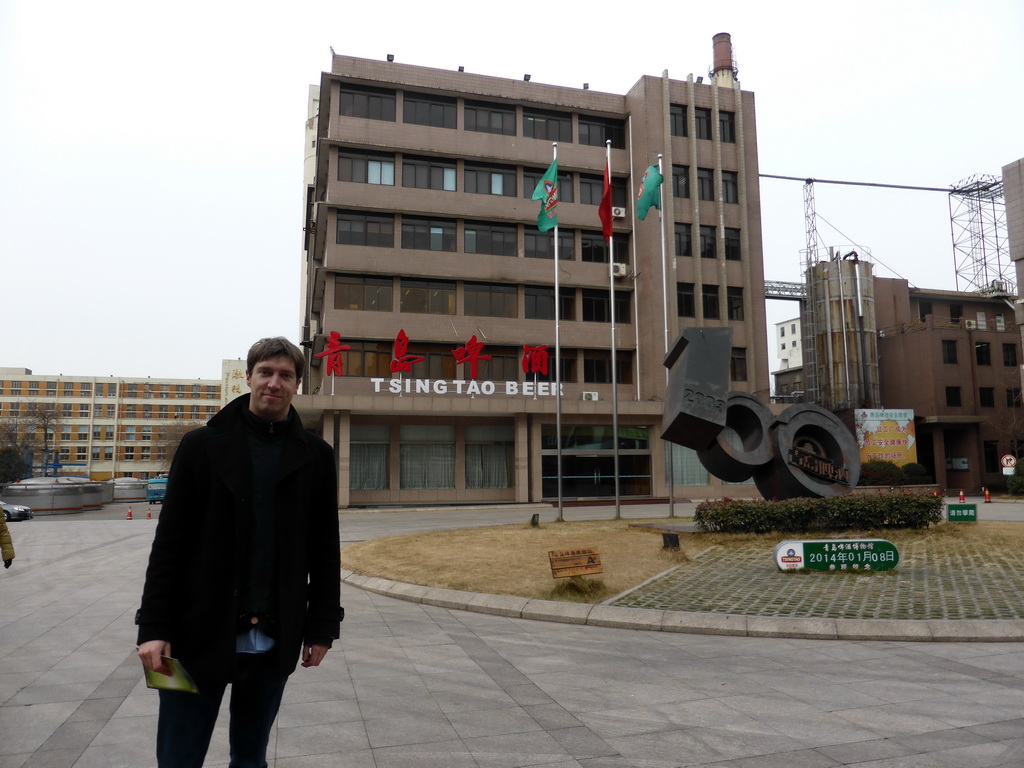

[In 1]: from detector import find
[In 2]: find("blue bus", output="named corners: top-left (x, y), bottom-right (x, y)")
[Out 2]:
top-left (146, 477), bottom-right (168, 503)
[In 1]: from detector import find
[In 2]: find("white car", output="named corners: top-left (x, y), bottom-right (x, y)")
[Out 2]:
top-left (1, 500), bottom-right (34, 522)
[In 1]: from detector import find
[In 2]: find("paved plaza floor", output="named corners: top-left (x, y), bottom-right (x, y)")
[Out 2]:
top-left (1, 499), bottom-right (1023, 767)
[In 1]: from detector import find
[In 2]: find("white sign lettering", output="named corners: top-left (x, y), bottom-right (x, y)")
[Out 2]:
top-left (370, 378), bottom-right (563, 397)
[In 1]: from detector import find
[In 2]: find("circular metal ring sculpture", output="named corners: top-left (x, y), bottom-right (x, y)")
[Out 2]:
top-left (697, 392), bottom-right (775, 482)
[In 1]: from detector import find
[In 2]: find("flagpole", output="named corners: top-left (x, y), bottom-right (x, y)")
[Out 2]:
top-left (655, 153), bottom-right (675, 519)
top-left (605, 140), bottom-right (621, 520)
top-left (552, 142), bottom-right (564, 523)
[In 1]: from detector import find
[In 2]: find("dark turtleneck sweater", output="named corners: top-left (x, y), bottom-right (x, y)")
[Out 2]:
top-left (240, 407), bottom-right (290, 625)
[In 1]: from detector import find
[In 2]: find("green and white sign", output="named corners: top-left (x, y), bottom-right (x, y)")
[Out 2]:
top-left (947, 503), bottom-right (977, 522)
top-left (774, 539), bottom-right (900, 572)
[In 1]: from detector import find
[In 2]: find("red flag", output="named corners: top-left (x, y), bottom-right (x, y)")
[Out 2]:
top-left (598, 159), bottom-right (613, 241)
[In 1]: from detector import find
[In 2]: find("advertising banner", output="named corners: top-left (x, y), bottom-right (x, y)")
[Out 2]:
top-left (855, 409), bottom-right (917, 466)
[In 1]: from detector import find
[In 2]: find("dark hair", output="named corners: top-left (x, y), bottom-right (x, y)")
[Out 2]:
top-left (246, 337), bottom-right (305, 380)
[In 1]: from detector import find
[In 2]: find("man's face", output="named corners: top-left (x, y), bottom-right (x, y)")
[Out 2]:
top-left (246, 355), bottom-right (300, 422)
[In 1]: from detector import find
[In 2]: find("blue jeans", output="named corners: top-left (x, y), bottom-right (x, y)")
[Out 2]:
top-left (156, 653), bottom-right (287, 768)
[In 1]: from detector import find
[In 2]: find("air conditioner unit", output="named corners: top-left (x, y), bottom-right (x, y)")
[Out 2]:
top-left (965, 320), bottom-right (977, 330)
top-left (611, 206), bottom-right (626, 219)
top-left (581, 391), bottom-right (599, 401)
top-left (612, 262), bottom-right (628, 278)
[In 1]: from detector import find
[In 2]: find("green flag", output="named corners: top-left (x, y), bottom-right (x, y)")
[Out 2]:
top-left (636, 164), bottom-right (663, 221)
top-left (531, 159), bottom-right (559, 232)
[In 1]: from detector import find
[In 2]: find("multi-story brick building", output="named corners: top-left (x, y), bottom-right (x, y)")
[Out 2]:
top-left (875, 280), bottom-right (1023, 491)
top-left (296, 35), bottom-right (770, 507)
top-left (0, 369), bottom-right (221, 480)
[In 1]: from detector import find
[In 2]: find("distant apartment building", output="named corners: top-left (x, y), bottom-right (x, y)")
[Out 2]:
top-left (0, 369), bottom-right (222, 480)
top-left (772, 316), bottom-right (804, 401)
top-left (296, 36), bottom-right (770, 507)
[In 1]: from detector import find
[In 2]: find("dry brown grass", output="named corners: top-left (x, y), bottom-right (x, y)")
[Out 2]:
top-left (341, 520), bottom-right (1024, 603)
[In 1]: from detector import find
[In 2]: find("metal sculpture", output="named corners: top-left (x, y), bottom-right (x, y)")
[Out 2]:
top-left (662, 328), bottom-right (860, 499)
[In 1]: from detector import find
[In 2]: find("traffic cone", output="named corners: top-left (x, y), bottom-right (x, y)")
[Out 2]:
top-left (959, 489), bottom-right (965, 502)
top-left (126, 506), bottom-right (133, 520)
top-left (984, 487), bottom-right (992, 503)
top-left (146, 508), bottom-right (152, 519)
top-left (933, 488), bottom-right (939, 497)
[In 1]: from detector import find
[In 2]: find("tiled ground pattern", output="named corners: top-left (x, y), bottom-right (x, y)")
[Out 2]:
top-left (615, 539), bottom-right (1024, 619)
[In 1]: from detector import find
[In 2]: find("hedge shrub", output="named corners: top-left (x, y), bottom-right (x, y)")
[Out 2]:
top-left (857, 460), bottom-right (906, 487)
top-left (1008, 465), bottom-right (1024, 496)
top-left (694, 493), bottom-right (943, 534)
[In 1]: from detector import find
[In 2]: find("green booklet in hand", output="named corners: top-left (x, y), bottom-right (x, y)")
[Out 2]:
top-left (144, 656), bottom-right (199, 694)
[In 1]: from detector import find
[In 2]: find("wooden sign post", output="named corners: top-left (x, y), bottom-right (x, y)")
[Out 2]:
top-left (548, 548), bottom-right (602, 579)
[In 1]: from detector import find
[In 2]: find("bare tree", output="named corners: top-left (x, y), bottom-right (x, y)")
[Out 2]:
top-left (0, 404), bottom-right (64, 475)
top-left (155, 420), bottom-right (204, 471)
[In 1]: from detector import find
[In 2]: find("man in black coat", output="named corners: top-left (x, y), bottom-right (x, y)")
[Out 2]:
top-left (137, 337), bottom-right (341, 768)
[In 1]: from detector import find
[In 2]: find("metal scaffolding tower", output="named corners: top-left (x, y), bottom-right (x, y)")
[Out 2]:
top-left (801, 180), bottom-right (821, 405)
top-left (950, 175), bottom-right (1013, 295)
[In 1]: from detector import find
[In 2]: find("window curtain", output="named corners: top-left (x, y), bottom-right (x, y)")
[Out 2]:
top-left (664, 443), bottom-right (708, 486)
top-left (400, 444), bottom-right (455, 489)
top-left (466, 444), bottom-right (513, 489)
top-left (350, 444), bottom-right (389, 490)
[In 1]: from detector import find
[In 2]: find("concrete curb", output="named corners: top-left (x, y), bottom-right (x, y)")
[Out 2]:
top-left (341, 570), bottom-right (1024, 642)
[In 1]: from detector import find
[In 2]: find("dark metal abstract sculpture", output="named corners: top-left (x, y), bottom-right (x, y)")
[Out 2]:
top-left (662, 328), bottom-right (860, 500)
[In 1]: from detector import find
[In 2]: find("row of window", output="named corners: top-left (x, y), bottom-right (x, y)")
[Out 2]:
top-left (678, 284), bottom-right (745, 321)
top-left (671, 166), bottom-right (739, 203)
top-left (56, 445), bottom-right (165, 462)
top-left (0, 402), bottom-right (215, 419)
top-left (336, 212), bottom-right (742, 262)
top-left (941, 340), bottom-right (1019, 366)
top-left (0, 382), bottom-right (217, 396)
top-left (341, 85), bottom-right (635, 147)
top-left (340, 149), bottom-right (632, 206)
top-left (945, 387), bottom-right (1022, 408)
top-left (335, 276), bottom-right (634, 322)
top-left (669, 104), bottom-right (737, 142)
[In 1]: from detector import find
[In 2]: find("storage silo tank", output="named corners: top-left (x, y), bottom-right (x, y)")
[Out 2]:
top-left (805, 253), bottom-right (880, 411)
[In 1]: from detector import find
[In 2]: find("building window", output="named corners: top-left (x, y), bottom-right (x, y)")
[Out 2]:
top-left (946, 386), bottom-right (962, 407)
top-left (702, 284), bottom-right (720, 319)
top-left (579, 176), bottom-right (627, 207)
top-left (950, 304), bottom-right (963, 322)
top-left (523, 108), bottom-right (572, 142)
top-left (466, 425), bottom-right (514, 489)
top-left (476, 351), bottom-right (520, 381)
top-left (464, 283), bottom-right (517, 318)
top-left (730, 348), bottom-right (747, 382)
top-left (727, 287), bottom-right (744, 321)
top-left (976, 342), bottom-right (991, 366)
top-left (580, 231), bottom-right (628, 264)
top-left (524, 169), bottom-right (573, 202)
top-left (400, 425), bottom-right (455, 490)
top-left (697, 168), bottom-right (714, 201)
top-left (525, 286), bottom-right (575, 321)
top-left (1007, 388), bottom-right (1022, 408)
top-left (669, 104), bottom-right (687, 137)
top-left (583, 351), bottom-right (633, 384)
top-left (699, 225), bottom-right (716, 259)
top-left (722, 171), bottom-right (739, 203)
top-left (402, 156), bottom-right (456, 191)
top-left (672, 166), bottom-right (690, 199)
top-left (724, 228), bottom-right (741, 261)
top-left (464, 222), bottom-right (517, 257)
top-left (980, 387), bottom-right (995, 407)
top-left (464, 100), bottom-right (515, 135)
top-left (578, 116), bottom-right (625, 148)
top-left (334, 275), bottom-right (393, 311)
top-left (336, 212), bottom-right (394, 247)
top-left (1004, 344), bottom-right (1018, 367)
top-left (465, 163), bottom-right (517, 196)
top-left (402, 92), bottom-right (456, 128)
top-left (400, 279), bottom-right (455, 315)
top-left (350, 424), bottom-right (389, 490)
top-left (694, 107), bottom-right (712, 140)
top-left (919, 301), bottom-right (933, 320)
top-left (719, 111), bottom-right (736, 143)
top-left (524, 228), bottom-right (574, 260)
top-left (984, 440), bottom-right (999, 473)
top-left (338, 150), bottom-right (394, 185)
top-left (675, 223), bottom-right (693, 257)
top-left (942, 339), bottom-right (958, 364)
top-left (339, 85), bottom-right (395, 121)
top-left (401, 217), bottom-right (456, 251)
top-left (339, 342), bottom-right (395, 378)
top-left (677, 283), bottom-right (695, 317)
top-left (582, 289), bottom-right (611, 322)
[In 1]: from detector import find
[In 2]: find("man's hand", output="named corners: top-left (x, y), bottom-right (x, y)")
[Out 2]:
top-left (138, 640), bottom-right (173, 676)
top-left (301, 644), bottom-right (329, 668)
top-left (3, 559), bottom-right (11, 569)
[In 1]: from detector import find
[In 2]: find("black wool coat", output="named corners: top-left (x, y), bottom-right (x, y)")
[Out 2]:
top-left (136, 394), bottom-right (341, 687)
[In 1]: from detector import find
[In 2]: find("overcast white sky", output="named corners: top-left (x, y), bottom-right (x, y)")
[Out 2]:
top-left (1, 0), bottom-right (1022, 380)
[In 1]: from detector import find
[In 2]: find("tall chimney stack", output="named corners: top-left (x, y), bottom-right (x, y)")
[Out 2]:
top-left (712, 32), bottom-right (737, 87)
